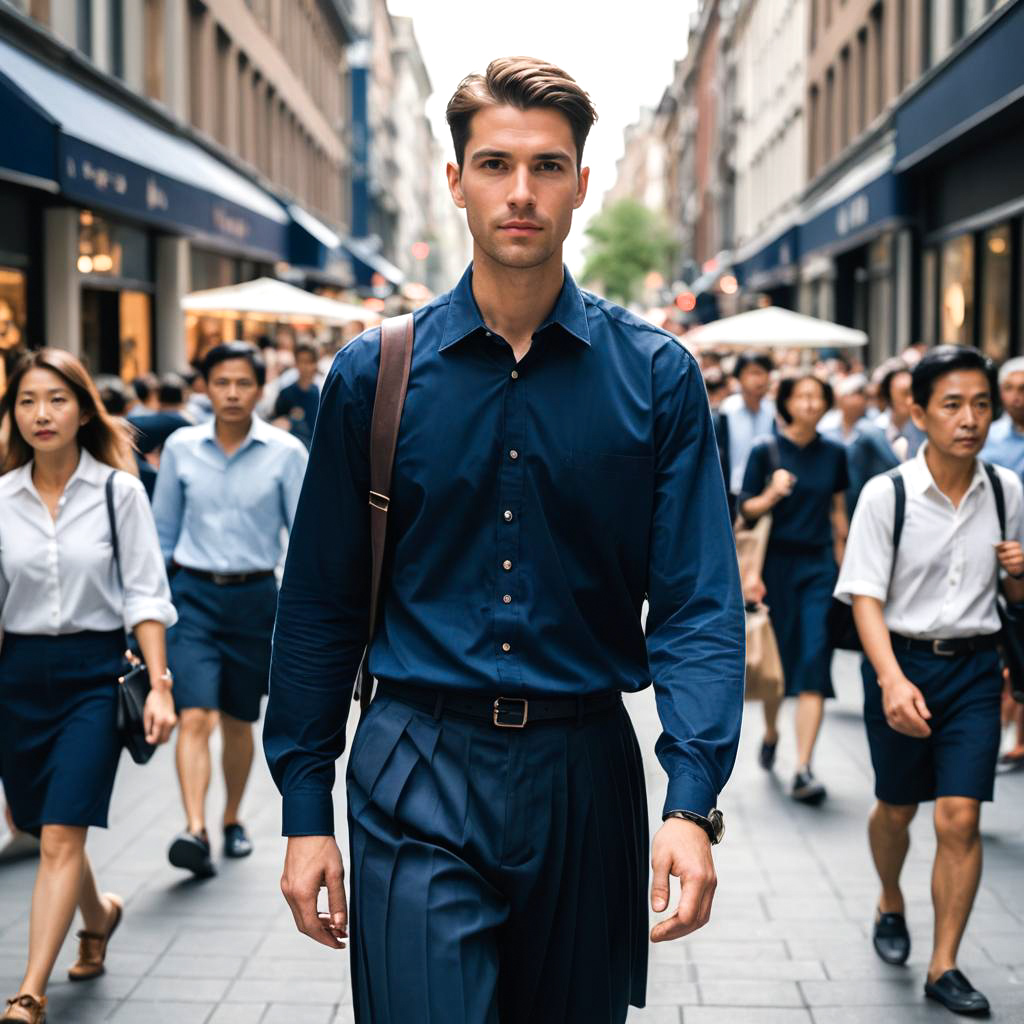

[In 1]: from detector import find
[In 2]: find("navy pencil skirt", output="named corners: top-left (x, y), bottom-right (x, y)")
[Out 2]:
top-left (0, 630), bottom-right (125, 836)
top-left (346, 691), bottom-right (650, 1024)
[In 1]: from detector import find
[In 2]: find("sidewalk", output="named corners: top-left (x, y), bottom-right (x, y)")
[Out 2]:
top-left (1, 652), bottom-right (1021, 1023)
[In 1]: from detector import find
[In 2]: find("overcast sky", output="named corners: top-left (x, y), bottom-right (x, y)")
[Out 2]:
top-left (386, 0), bottom-right (696, 274)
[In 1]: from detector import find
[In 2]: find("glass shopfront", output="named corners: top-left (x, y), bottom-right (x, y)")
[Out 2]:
top-left (981, 224), bottom-right (1011, 362)
top-left (940, 233), bottom-right (974, 346)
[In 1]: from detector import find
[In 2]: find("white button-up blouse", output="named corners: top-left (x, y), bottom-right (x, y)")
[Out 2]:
top-left (0, 449), bottom-right (177, 636)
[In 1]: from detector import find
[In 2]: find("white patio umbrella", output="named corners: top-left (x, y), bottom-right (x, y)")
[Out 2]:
top-left (686, 306), bottom-right (867, 349)
top-left (181, 277), bottom-right (377, 326)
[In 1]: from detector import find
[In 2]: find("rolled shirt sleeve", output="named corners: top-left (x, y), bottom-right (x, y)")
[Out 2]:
top-left (834, 473), bottom-right (895, 605)
top-left (263, 352), bottom-right (373, 836)
top-left (115, 474), bottom-right (178, 630)
top-left (279, 442), bottom-right (309, 531)
top-left (151, 442), bottom-right (184, 565)
top-left (645, 344), bottom-right (745, 817)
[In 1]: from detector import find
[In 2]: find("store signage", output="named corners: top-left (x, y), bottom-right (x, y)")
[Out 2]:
top-left (65, 155), bottom-right (128, 197)
top-left (146, 176), bottom-right (169, 212)
top-left (836, 194), bottom-right (870, 237)
top-left (212, 205), bottom-right (251, 241)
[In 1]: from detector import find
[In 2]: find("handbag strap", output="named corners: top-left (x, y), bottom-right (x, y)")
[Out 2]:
top-left (981, 461), bottom-right (1006, 540)
top-left (105, 471), bottom-right (123, 590)
top-left (356, 313), bottom-right (415, 716)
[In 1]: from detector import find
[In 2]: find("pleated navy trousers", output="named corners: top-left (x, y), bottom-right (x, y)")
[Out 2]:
top-left (346, 692), bottom-right (649, 1024)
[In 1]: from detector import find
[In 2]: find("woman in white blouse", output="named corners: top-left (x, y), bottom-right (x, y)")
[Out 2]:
top-left (0, 349), bottom-right (177, 1024)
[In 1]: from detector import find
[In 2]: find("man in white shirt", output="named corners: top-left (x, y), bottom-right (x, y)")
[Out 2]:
top-left (720, 351), bottom-right (776, 498)
top-left (835, 345), bottom-right (1024, 1017)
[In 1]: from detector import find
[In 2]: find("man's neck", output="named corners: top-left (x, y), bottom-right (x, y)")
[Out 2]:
top-left (470, 246), bottom-right (565, 361)
top-left (924, 444), bottom-right (975, 506)
top-left (1008, 413), bottom-right (1024, 434)
top-left (889, 410), bottom-right (908, 429)
top-left (215, 416), bottom-right (252, 455)
top-left (742, 392), bottom-right (762, 413)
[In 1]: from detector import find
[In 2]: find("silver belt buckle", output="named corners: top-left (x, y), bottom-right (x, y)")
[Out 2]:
top-left (493, 697), bottom-right (528, 728)
top-left (932, 638), bottom-right (957, 657)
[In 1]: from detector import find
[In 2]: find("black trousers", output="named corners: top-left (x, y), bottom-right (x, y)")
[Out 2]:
top-left (346, 692), bottom-right (650, 1023)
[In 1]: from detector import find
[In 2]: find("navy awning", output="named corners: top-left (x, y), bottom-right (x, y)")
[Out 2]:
top-left (0, 36), bottom-right (288, 260)
top-left (895, 1), bottom-right (1024, 170)
top-left (344, 236), bottom-right (405, 288)
top-left (288, 203), bottom-right (341, 269)
top-left (735, 225), bottom-right (800, 289)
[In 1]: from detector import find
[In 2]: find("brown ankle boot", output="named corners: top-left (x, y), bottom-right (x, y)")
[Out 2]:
top-left (1, 993), bottom-right (47, 1023)
top-left (67, 893), bottom-right (123, 981)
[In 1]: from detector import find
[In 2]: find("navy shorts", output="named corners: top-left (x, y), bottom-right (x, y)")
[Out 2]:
top-left (862, 646), bottom-right (1002, 805)
top-left (167, 570), bottom-right (278, 723)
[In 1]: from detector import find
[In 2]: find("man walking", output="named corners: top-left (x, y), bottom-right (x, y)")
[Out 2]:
top-left (836, 345), bottom-right (1024, 1016)
top-left (720, 351), bottom-right (776, 503)
top-left (153, 342), bottom-right (307, 877)
top-left (264, 57), bottom-right (744, 1023)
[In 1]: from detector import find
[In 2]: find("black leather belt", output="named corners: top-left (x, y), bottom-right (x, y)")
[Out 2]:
top-left (376, 680), bottom-right (622, 728)
top-left (890, 633), bottom-right (1001, 657)
top-left (179, 566), bottom-right (276, 586)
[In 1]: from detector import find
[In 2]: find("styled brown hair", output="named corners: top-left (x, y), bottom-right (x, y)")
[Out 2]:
top-left (446, 57), bottom-right (597, 171)
top-left (1, 348), bottom-right (138, 475)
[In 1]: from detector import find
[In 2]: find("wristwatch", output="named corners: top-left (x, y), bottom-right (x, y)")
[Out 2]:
top-left (664, 808), bottom-right (725, 845)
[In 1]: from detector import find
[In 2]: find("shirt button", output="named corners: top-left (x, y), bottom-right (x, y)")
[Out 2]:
top-left (485, 330), bottom-right (492, 336)
top-left (504, 510), bottom-right (513, 522)
top-left (509, 450), bottom-right (519, 460)
top-left (503, 560), bottom-right (512, 570)
top-left (510, 370), bottom-right (519, 380)
top-left (501, 642), bottom-right (511, 653)
top-left (502, 594), bottom-right (512, 604)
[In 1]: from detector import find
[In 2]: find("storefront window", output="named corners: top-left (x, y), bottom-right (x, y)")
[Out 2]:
top-left (940, 234), bottom-right (974, 346)
top-left (0, 267), bottom-right (28, 397)
top-left (921, 248), bottom-right (937, 344)
top-left (981, 223), bottom-right (1011, 363)
top-left (81, 288), bottom-right (152, 381)
top-left (77, 211), bottom-right (151, 283)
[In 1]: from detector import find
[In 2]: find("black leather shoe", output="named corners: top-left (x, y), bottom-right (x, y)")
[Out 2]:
top-left (758, 739), bottom-right (777, 771)
top-left (791, 767), bottom-right (826, 804)
top-left (223, 823), bottom-right (253, 859)
top-left (872, 910), bottom-right (910, 965)
top-left (924, 969), bottom-right (990, 1016)
top-left (168, 831), bottom-right (216, 878)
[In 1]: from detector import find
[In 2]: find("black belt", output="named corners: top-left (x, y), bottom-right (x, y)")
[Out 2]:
top-left (179, 566), bottom-right (276, 586)
top-left (376, 680), bottom-right (622, 728)
top-left (890, 633), bottom-right (1001, 657)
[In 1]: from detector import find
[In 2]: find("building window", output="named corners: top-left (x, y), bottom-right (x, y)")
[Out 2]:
top-left (825, 67), bottom-right (835, 164)
top-left (109, 0), bottom-right (124, 79)
top-left (808, 85), bottom-right (820, 177)
top-left (857, 28), bottom-right (868, 130)
top-left (940, 233), bottom-right (975, 346)
top-left (981, 224), bottom-right (1012, 362)
top-left (840, 46), bottom-right (851, 150)
top-left (77, 0), bottom-right (92, 57)
top-left (145, 0), bottom-right (164, 101)
top-left (216, 26), bottom-right (231, 146)
top-left (871, 3), bottom-right (885, 116)
top-left (810, 0), bottom-right (818, 48)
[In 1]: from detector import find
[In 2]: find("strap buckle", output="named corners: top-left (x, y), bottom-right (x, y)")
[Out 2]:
top-left (368, 491), bottom-right (390, 512)
top-left (932, 638), bottom-right (958, 657)
top-left (493, 697), bottom-right (528, 728)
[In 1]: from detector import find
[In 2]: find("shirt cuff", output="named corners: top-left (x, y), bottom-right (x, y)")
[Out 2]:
top-left (282, 788), bottom-right (336, 837)
top-left (832, 579), bottom-right (887, 605)
top-left (663, 772), bottom-right (718, 819)
top-left (124, 598), bottom-right (178, 631)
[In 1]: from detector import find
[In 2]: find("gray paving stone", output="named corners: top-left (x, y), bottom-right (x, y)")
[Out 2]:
top-left (684, 1011), bottom-right (813, 1024)
top-left (224, 978), bottom-right (346, 1004)
top-left (799, 978), bottom-right (923, 1006)
top-left (149, 954), bottom-right (244, 979)
top-left (239, 956), bottom-right (349, 981)
top-left (642, 980), bottom-right (700, 1005)
top-left (129, 976), bottom-right (230, 1002)
top-left (694, 960), bottom-right (827, 981)
top-left (107, 1001), bottom-right (215, 1023)
top-left (38, 993), bottom-right (120, 1023)
top-left (262, 1005), bottom-right (336, 1023)
top-left (206, 1006), bottom-right (267, 1024)
top-left (697, 981), bottom-right (805, 1007)
top-left (627, 1007), bottom-right (681, 1023)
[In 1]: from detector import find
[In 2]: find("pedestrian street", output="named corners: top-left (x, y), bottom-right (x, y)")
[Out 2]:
top-left (1, 651), bottom-right (1021, 1023)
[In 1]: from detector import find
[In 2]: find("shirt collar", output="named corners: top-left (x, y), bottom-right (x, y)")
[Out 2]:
top-left (906, 442), bottom-right (988, 500)
top-left (439, 263), bottom-right (592, 352)
top-left (200, 415), bottom-right (271, 453)
top-left (5, 447), bottom-right (111, 497)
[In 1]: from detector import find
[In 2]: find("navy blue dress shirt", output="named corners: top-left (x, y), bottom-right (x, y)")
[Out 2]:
top-left (264, 266), bottom-right (745, 836)
top-left (740, 433), bottom-right (849, 548)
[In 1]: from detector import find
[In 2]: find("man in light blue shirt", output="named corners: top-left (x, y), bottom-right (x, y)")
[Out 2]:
top-left (980, 357), bottom-right (1024, 476)
top-left (153, 341), bottom-right (307, 878)
top-left (720, 351), bottom-right (777, 497)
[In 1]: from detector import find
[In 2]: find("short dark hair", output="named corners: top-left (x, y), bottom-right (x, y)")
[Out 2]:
top-left (734, 351), bottom-right (774, 377)
top-left (95, 374), bottom-right (129, 416)
top-left (911, 344), bottom-right (997, 409)
top-left (294, 340), bottom-right (319, 362)
top-left (878, 362), bottom-right (911, 406)
top-left (446, 57), bottom-right (597, 171)
top-left (703, 367), bottom-right (728, 397)
top-left (131, 373), bottom-right (157, 403)
top-left (776, 371), bottom-right (834, 424)
top-left (200, 341), bottom-right (266, 387)
top-left (254, 334), bottom-right (276, 352)
top-left (158, 372), bottom-right (186, 406)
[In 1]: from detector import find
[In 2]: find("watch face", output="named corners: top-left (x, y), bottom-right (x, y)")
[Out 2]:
top-left (708, 809), bottom-right (725, 843)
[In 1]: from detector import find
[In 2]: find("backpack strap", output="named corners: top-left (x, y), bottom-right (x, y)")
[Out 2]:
top-left (885, 467), bottom-right (906, 554)
top-left (981, 461), bottom-right (1006, 540)
top-left (105, 471), bottom-right (123, 590)
top-left (356, 313), bottom-right (415, 716)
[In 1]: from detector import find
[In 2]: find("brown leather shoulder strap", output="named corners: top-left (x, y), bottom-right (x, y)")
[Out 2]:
top-left (357, 312), bottom-right (414, 715)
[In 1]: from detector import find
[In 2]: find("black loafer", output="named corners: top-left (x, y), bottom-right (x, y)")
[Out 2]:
top-left (223, 823), bottom-right (253, 859)
top-left (758, 739), bottom-right (777, 771)
top-left (924, 969), bottom-right (990, 1016)
top-left (168, 831), bottom-right (216, 878)
top-left (872, 910), bottom-right (910, 965)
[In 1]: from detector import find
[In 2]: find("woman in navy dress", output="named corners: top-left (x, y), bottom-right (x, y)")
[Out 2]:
top-left (0, 350), bottom-right (177, 1024)
top-left (740, 372), bottom-right (849, 805)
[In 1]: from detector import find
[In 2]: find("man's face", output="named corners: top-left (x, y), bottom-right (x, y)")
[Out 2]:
top-left (888, 371), bottom-right (913, 421)
top-left (447, 104), bottom-right (589, 271)
top-left (911, 369), bottom-right (993, 458)
top-left (207, 358), bottom-right (261, 425)
top-left (296, 350), bottom-right (318, 386)
top-left (838, 389), bottom-right (867, 422)
top-left (738, 365), bottom-right (769, 402)
top-left (1000, 371), bottom-right (1024, 427)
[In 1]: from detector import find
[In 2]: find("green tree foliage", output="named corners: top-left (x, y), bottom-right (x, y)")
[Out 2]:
top-left (581, 199), bottom-right (674, 304)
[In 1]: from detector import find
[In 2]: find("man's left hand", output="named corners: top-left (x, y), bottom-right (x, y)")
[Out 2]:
top-left (649, 817), bottom-right (717, 942)
top-left (996, 541), bottom-right (1024, 578)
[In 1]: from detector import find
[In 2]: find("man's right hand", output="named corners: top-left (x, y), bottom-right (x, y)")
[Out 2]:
top-left (880, 675), bottom-right (932, 737)
top-left (281, 835), bottom-right (347, 949)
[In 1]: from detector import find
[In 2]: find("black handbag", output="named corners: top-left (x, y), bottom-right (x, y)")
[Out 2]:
top-left (980, 464), bottom-right (1024, 704)
top-left (105, 473), bottom-right (157, 764)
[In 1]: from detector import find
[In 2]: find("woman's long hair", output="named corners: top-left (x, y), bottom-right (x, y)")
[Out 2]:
top-left (0, 348), bottom-right (138, 475)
